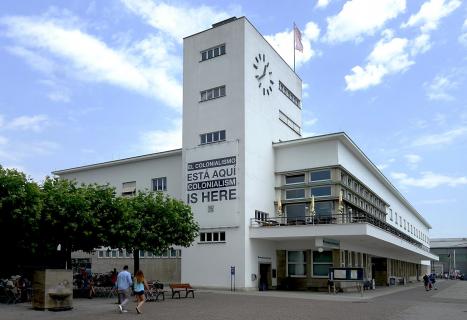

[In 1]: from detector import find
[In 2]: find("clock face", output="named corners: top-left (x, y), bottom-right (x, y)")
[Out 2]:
top-left (253, 53), bottom-right (274, 95)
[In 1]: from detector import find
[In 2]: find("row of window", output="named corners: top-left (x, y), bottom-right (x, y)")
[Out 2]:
top-left (122, 177), bottom-right (167, 196)
top-left (199, 231), bottom-right (226, 243)
top-left (200, 85), bottom-right (226, 102)
top-left (285, 201), bottom-right (333, 219)
top-left (389, 209), bottom-right (428, 243)
top-left (287, 250), bottom-right (333, 277)
top-left (279, 81), bottom-right (301, 108)
top-left (344, 189), bottom-right (386, 221)
top-left (287, 250), bottom-right (369, 278)
top-left (200, 130), bottom-right (226, 145)
top-left (97, 248), bottom-right (181, 258)
top-left (279, 110), bottom-right (301, 135)
top-left (285, 186), bottom-right (332, 200)
top-left (201, 44), bottom-right (226, 61)
top-left (341, 172), bottom-right (385, 210)
top-left (285, 170), bottom-right (331, 185)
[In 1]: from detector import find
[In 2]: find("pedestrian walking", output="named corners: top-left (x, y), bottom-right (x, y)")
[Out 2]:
top-left (429, 273), bottom-right (438, 290)
top-left (423, 274), bottom-right (430, 291)
top-left (134, 270), bottom-right (149, 314)
top-left (117, 265), bottom-right (132, 313)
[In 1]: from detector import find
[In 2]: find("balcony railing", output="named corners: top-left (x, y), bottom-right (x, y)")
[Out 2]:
top-left (250, 212), bottom-right (430, 252)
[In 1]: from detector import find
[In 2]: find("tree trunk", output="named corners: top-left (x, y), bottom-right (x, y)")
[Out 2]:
top-left (133, 249), bottom-right (140, 274)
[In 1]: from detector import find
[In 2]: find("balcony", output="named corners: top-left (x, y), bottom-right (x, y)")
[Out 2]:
top-left (250, 211), bottom-right (430, 252)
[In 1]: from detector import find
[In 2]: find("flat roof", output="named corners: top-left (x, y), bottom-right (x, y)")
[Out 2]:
top-left (273, 132), bottom-right (433, 229)
top-left (430, 238), bottom-right (467, 248)
top-left (52, 149), bottom-right (182, 175)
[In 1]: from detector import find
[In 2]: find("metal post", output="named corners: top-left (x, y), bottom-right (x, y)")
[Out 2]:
top-left (293, 23), bottom-right (295, 72)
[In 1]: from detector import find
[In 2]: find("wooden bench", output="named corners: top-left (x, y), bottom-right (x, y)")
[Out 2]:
top-left (169, 283), bottom-right (195, 299)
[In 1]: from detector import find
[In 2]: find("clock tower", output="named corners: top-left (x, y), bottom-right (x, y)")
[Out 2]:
top-left (182, 17), bottom-right (302, 289)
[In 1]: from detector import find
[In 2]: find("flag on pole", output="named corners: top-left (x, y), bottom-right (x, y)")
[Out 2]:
top-left (294, 23), bottom-right (303, 52)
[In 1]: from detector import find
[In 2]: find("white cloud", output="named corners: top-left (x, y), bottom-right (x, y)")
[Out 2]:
top-left (6, 46), bottom-right (56, 75)
top-left (391, 171), bottom-right (467, 188)
top-left (412, 127), bottom-right (467, 146)
top-left (139, 119), bottom-right (182, 153)
top-left (1, 13), bottom-right (182, 110)
top-left (324, 0), bottom-right (406, 43)
top-left (345, 30), bottom-right (413, 91)
top-left (410, 33), bottom-right (431, 55)
top-left (425, 75), bottom-right (457, 101)
top-left (402, 0), bottom-right (461, 33)
top-left (377, 163), bottom-right (389, 171)
top-left (459, 19), bottom-right (467, 47)
top-left (265, 21), bottom-right (320, 69)
top-left (120, 0), bottom-right (237, 42)
top-left (302, 82), bottom-right (310, 98)
top-left (405, 154), bottom-right (422, 164)
top-left (6, 115), bottom-right (50, 132)
top-left (315, 0), bottom-right (332, 9)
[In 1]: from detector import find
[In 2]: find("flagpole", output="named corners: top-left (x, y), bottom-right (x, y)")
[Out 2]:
top-left (293, 22), bottom-right (296, 72)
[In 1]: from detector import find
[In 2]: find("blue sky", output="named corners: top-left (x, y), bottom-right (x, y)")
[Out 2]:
top-left (0, 0), bottom-right (466, 238)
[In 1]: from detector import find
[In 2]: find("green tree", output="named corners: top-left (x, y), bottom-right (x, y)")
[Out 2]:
top-left (40, 178), bottom-right (120, 267)
top-left (122, 191), bottom-right (199, 272)
top-left (0, 166), bottom-right (42, 275)
top-left (0, 168), bottom-right (199, 275)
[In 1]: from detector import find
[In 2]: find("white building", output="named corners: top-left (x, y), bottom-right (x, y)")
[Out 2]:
top-left (54, 17), bottom-right (437, 290)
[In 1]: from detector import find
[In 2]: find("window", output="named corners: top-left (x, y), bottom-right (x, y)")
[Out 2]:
top-left (399, 216), bottom-right (402, 226)
top-left (112, 250), bottom-right (117, 258)
top-left (279, 81), bottom-right (301, 107)
top-left (139, 250), bottom-right (145, 258)
top-left (287, 251), bottom-right (306, 277)
top-left (201, 44), bottom-right (226, 61)
top-left (122, 181), bottom-right (136, 196)
top-left (170, 248), bottom-right (177, 257)
top-left (152, 177), bottom-right (167, 191)
top-left (315, 201), bottom-right (333, 217)
top-left (285, 174), bottom-right (305, 184)
top-left (199, 231), bottom-right (226, 243)
top-left (279, 110), bottom-right (301, 134)
top-left (389, 208), bottom-right (393, 221)
top-left (98, 251), bottom-right (103, 258)
top-left (200, 86), bottom-right (226, 102)
top-left (200, 130), bottom-right (226, 145)
top-left (255, 210), bottom-right (269, 221)
top-left (285, 203), bottom-right (306, 219)
top-left (286, 188), bottom-right (305, 199)
top-left (313, 251), bottom-right (333, 277)
top-left (310, 170), bottom-right (331, 182)
top-left (311, 186), bottom-right (331, 197)
top-left (395, 212), bottom-right (398, 225)
top-left (105, 250), bottom-right (111, 257)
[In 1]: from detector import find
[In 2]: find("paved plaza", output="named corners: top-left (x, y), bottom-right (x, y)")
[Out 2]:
top-left (1, 280), bottom-right (466, 320)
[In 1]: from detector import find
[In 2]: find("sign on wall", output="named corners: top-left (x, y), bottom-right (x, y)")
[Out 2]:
top-left (186, 156), bottom-right (237, 204)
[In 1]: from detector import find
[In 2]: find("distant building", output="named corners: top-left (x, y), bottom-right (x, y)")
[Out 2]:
top-left (430, 238), bottom-right (467, 276)
top-left (55, 17), bottom-right (438, 290)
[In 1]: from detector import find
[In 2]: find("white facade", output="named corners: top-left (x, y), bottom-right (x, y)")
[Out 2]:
top-left (54, 17), bottom-right (437, 290)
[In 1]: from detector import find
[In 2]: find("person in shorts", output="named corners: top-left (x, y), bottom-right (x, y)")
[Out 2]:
top-left (134, 270), bottom-right (149, 314)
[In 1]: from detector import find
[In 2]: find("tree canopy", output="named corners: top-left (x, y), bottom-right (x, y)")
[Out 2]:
top-left (0, 166), bottom-right (199, 276)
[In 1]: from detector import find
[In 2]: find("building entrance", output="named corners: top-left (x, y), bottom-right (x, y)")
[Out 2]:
top-left (259, 263), bottom-right (271, 291)
top-left (372, 257), bottom-right (388, 286)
